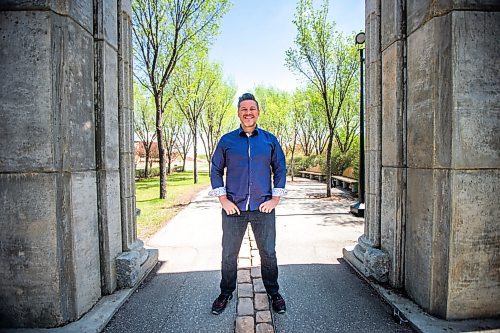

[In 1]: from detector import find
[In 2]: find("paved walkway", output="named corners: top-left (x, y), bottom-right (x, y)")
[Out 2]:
top-left (103, 178), bottom-right (415, 333)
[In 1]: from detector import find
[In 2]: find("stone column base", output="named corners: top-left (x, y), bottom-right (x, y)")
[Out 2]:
top-left (116, 247), bottom-right (158, 289)
top-left (343, 235), bottom-right (389, 283)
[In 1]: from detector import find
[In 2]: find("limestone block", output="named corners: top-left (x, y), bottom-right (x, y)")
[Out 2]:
top-left (365, 60), bottom-right (381, 109)
top-left (407, 0), bottom-right (500, 35)
top-left (381, 0), bottom-right (403, 50)
top-left (0, 12), bottom-right (54, 172)
top-left (364, 193), bottom-right (379, 246)
top-left (365, 150), bottom-right (381, 195)
top-left (363, 247), bottom-right (389, 282)
top-left (0, 0), bottom-right (94, 33)
top-left (58, 17), bottom-right (96, 172)
top-left (0, 13), bottom-right (97, 172)
top-left (69, 172), bottom-right (101, 316)
top-left (119, 108), bottom-right (135, 154)
top-left (380, 167), bottom-right (405, 287)
top-left (381, 41), bottom-right (405, 167)
top-left (451, 12), bottom-right (500, 169)
top-left (120, 195), bottom-right (137, 250)
top-left (95, 0), bottom-right (118, 48)
top-left (118, 15), bottom-right (133, 110)
top-left (365, 192), bottom-right (381, 247)
top-left (120, 152), bottom-right (136, 198)
top-left (405, 168), bottom-right (434, 310)
top-left (116, 251), bottom-right (141, 288)
top-left (365, 105), bottom-right (381, 151)
top-left (405, 168), bottom-right (452, 316)
top-left (120, 0), bottom-right (133, 19)
top-left (446, 170), bottom-right (500, 319)
top-left (0, 173), bottom-right (61, 327)
top-left (365, 0), bottom-right (380, 19)
top-left (407, 14), bottom-right (452, 169)
top-left (96, 170), bottom-right (123, 294)
top-left (365, 10), bottom-right (381, 65)
top-left (95, 41), bottom-right (119, 170)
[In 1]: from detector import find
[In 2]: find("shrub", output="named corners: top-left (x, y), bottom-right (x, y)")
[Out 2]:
top-left (135, 167), bottom-right (160, 179)
top-left (287, 154), bottom-right (326, 175)
top-left (330, 148), bottom-right (359, 177)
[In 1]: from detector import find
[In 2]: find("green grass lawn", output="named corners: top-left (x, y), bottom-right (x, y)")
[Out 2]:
top-left (135, 171), bottom-right (210, 240)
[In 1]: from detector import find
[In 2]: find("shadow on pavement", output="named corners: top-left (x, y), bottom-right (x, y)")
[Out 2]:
top-left (274, 261), bottom-right (415, 333)
top-left (103, 261), bottom-right (414, 333)
top-left (102, 262), bottom-right (234, 333)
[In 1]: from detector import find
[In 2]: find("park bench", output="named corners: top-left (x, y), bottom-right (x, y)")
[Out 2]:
top-left (299, 165), bottom-right (327, 182)
top-left (331, 167), bottom-right (358, 193)
top-left (299, 170), bottom-right (327, 181)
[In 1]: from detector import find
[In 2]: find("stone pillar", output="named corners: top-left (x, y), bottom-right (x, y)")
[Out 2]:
top-left (405, 1), bottom-right (500, 319)
top-left (0, 0), bottom-right (157, 328)
top-left (344, 0), bottom-right (390, 283)
top-left (94, 0), bottom-right (124, 295)
top-left (0, 2), bottom-right (101, 327)
top-left (346, 0), bottom-right (500, 321)
top-left (379, 0), bottom-right (407, 288)
top-left (115, 0), bottom-right (153, 288)
top-left (363, 0), bottom-right (382, 248)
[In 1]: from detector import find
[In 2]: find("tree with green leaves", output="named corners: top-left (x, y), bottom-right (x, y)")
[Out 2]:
top-left (335, 94), bottom-right (360, 154)
top-left (176, 122), bottom-right (193, 172)
top-left (174, 54), bottom-right (218, 183)
top-left (134, 84), bottom-right (157, 178)
top-left (306, 87), bottom-right (329, 155)
top-left (254, 86), bottom-right (294, 155)
top-left (199, 75), bottom-right (237, 174)
top-left (132, 0), bottom-right (230, 198)
top-left (162, 104), bottom-right (183, 174)
top-left (286, 0), bottom-right (359, 196)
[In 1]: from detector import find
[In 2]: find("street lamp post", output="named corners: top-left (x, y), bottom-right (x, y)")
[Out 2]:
top-left (350, 32), bottom-right (365, 217)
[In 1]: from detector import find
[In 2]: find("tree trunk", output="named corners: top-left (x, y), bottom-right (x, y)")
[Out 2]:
top-left (167, 157), bottom-right (172, 174)
top-left (156, 102), bottom-right (167, 199)
top-left (325, 129), bottom-right (334, 197)
top-left (193, 123), bottom-right (198, 184)
top-left (290, 132), bottom-right (297, 182)
top-left (144, 150), bottom-right (150, 178)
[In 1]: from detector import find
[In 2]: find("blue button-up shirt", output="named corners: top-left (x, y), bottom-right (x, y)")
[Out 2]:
top-left (210, 126), bottom-right (287, 212)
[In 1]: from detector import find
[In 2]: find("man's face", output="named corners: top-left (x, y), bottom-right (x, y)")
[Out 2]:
top-left (238, 100), bottom-right (260, 131)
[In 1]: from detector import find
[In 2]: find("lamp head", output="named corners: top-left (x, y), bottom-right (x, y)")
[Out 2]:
top-left (355, 32), bottom-right (366, 45)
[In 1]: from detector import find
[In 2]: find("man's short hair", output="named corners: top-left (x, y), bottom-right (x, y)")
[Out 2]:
top-left (238, 92), bottom-right (259, 110)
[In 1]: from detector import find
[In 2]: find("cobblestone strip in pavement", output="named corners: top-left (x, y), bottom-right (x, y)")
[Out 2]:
top-left (235, 226), bottom-right (275, 333)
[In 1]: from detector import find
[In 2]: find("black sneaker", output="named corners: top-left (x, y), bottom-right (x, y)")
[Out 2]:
top-left (270, 293), bottom-right (286, 314)
top-left (211, 293), bottom-right (233, 315)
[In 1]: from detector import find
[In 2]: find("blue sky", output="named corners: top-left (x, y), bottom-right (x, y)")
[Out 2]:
top-left (209, 0), bottom-right (365, 97)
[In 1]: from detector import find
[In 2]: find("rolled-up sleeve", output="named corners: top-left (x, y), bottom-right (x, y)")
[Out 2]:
top-left (210, 139), bottom-right (226, 195)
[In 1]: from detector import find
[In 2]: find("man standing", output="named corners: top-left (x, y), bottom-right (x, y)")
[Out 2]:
top-left (209, 93), bottom-right (287, 315)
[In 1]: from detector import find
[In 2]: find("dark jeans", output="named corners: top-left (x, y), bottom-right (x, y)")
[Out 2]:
top-left (220, 209), bottom-right (279, 296)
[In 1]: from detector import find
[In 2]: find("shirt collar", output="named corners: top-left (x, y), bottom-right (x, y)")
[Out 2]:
top-left (238, 125), bottom-right (260, 137)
